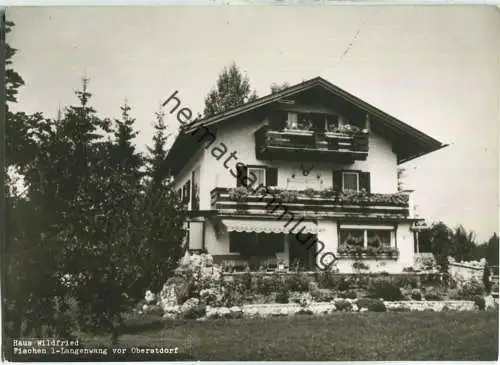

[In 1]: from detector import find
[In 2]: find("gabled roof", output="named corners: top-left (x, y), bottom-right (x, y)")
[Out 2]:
top-left (165, 76), bottom-right (446, 176)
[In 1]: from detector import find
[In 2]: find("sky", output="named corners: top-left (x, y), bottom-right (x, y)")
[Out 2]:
top-left (7, 5), bottom-right (500, 242)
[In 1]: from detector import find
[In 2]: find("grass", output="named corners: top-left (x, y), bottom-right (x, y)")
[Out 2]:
top-left (73, 311), bottom-right (499, 361)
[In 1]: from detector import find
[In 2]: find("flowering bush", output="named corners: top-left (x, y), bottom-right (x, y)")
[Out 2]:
top-left (144, 290), bottom-right (156, 304)
top-left (298, 292), bottom-right (313, 308)
top-left (199, 288), bottom-right (222, 306)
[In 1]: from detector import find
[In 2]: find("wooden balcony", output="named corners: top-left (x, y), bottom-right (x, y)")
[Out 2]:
top-left (210, 187), bottom-right (410, 219)
top-left (254, 126), bottom-right (369, 163)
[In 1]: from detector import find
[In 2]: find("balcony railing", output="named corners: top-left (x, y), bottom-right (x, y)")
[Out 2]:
top-left (255, 126), bottom-right (369, 163)
top-left (211, 187), bottom-right (410, 219)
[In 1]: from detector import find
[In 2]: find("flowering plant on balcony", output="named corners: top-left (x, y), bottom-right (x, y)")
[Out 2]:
top-left (229, 186), bottom-right (250, 201)
top-left (278, 190), bottom-right (299, 203)
top-left (302, 187), bottom-right (318, 198)
top-left (338, 243), bottom-right (399, 258)
top-left (297, 116), bottom-right (313, 130)
top-left (319, 187), bottom-right (337, 199)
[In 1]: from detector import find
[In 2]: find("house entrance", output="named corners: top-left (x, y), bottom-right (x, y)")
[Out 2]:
top-left (288, 233), bottom-right (317, 270)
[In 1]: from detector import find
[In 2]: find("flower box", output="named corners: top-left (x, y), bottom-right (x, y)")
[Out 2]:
top-left (337, 245), bottom-right (399, 259)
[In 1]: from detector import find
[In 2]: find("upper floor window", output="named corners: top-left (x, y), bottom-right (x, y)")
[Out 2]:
top-left (286, 112), bottom-right (298, 129)
top-left (342, 171), bottom-right (359, 192)
top-left (247, 167), bottom-right (266, 187)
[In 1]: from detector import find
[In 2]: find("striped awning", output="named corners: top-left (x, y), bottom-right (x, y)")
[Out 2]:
top-left (221, 219), bottom-right (317, 234)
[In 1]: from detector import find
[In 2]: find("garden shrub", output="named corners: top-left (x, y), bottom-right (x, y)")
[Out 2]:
top-left (422, 286), bottom-right (444, 301)
top-left (337, 276), bottom-right (351, 291)
top-left (256, 276), bottom-right (275, 296)
top-left (316, 271), bottom-right (343, 289)
top-left (411, 289), bottom-right (422, 301)
top-left (339, 290), bottom-right (357, 299)
top-left (367, 280), bottom-right (404, 301)
top-left (357, 298), bottom-right (387, 312)
top-left (334, 299), bottom-right (353, 312)
top-left (286, 273), bottom-right (311, 292)
top-left (474, 295), bottom-right (486, 311)
top-left (424, 292), bottom-right (443, 301)
top-left (391, 307), bottom-right (411, 312)
top-left (240, 272), bottom-right (253, 292)
top-left (309, 284), bottom-right (336, 302)
top-left (275, 288), bottom-right (290, 304)
top-left (483, 265), bottom-right (492, 293)
top-left (420, 273), bottom-right (443, 287)
top-left (392, 275), bottom-right (419, 289)
top-left (456, 279), bottom-right (484, 300)
top-left (295, 309), bottom-right (314, 316)
top-left (221, 282), bottom-right (245, 307)
top-left (181, 304), bottom-right (207, 319)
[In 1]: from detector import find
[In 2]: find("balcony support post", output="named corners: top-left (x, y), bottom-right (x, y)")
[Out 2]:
top-left (365, 113), bottom-right (371, 132)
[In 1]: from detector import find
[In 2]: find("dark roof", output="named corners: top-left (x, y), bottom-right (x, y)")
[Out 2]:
top-left (165, 76), bottom-right (446, 176)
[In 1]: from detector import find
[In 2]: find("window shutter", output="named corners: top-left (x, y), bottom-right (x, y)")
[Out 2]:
top-left (236, 165), bottom-right (248, 187)
top-left (359, 172), bottom-right (371, 193)
top-left (184, 181), bottom-right (191, 203)
top-left (332, 170), bottom-right (343, 191)
top-left (266, 167), bottom-right (278, 187)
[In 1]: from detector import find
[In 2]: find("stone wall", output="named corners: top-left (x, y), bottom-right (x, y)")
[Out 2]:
top-left (204, 300), bottom-right (477, 319)
top-left (448, 257), bottom-right (486, 283)
top-left (384, 300), bottom-right (476, 312)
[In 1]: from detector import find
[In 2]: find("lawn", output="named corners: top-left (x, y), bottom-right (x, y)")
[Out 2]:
top-left (73, 311), bottom-right (499, 361)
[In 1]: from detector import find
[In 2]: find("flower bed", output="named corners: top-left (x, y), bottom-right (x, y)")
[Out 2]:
top-left (136, 252), bottom-right (489, 322)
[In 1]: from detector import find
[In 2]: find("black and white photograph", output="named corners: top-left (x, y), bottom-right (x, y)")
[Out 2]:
top-left (2, 4), bottom-right (499, 361)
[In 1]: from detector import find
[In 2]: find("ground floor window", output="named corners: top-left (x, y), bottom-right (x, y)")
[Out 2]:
top-left (338, 225), bottom-right (396, 256)
top-left (229, 232), bottom-right (284, 258)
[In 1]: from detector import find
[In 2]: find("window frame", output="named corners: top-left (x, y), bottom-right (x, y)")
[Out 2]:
top-left (247, 166), bottom-right (267, 187)
top-left (342, 171), bottom-right (360, 192)
top-left (338, 225), bottom-right (396, 249)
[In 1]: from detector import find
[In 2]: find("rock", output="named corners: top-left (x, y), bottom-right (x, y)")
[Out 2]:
top-left (485, 295), bottom-right (495, 309)
top-left (360, 307), bottom-right (368, 312)
top-left (179, 250), bottom-right (191, 266)
top-left (160, 275), bottom-right (191, 306)
top-left (230, 306), bottom-right (242, 313)
top-left (163, 311), bottom-right (178, 320)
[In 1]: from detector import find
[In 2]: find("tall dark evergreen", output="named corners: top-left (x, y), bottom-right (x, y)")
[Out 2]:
top-left (139, 108), bottom-right (186, 295)
top-left (4, 21), bottom-right (71, 340)
top-left (146, 110), bottom-right (170, 189)
top-left (111, 101), bottom-right (143, 184)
